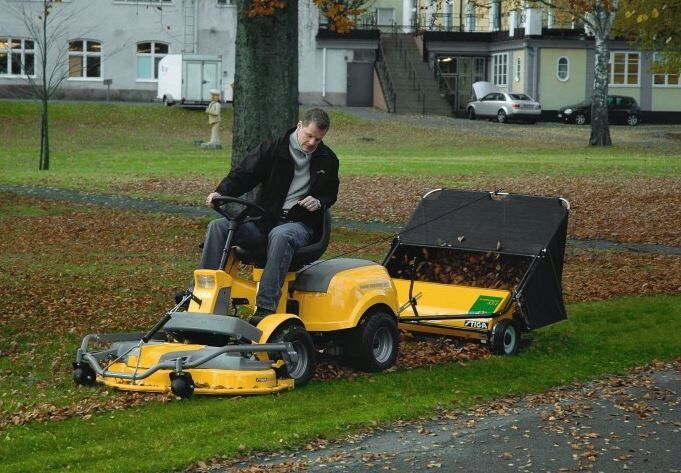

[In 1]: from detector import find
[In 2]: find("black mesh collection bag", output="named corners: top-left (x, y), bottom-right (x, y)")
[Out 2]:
top-left (384, 189), bottom-right (570, 330)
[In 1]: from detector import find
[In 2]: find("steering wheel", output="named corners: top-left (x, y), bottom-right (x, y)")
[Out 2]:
top-left (210, 196), bottom-right (266, 223)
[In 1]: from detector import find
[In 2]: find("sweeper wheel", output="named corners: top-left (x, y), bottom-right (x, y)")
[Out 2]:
top-left (490, 319), bottom-right (521, 355)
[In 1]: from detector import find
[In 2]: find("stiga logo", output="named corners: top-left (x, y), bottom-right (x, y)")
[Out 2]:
top-left (255, 377), bottom-right (269, 383)
top-left (464, 320), bottom-right (489, 329)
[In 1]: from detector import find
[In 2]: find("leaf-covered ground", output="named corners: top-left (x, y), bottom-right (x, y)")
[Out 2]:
top-left (112, 174), bottom-right (681, 246)
top-left (1, 186), bottom-right (680, 431)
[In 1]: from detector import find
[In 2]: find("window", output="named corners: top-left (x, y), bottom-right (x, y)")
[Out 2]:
top-left (116, 0), bottom-right (172, 3)
top-left (557, 56), bottom-right (569, 81)
top-left (136, 41), bottom-right (168, 80)
top-left (0, 37), bottom-right (35, 77)
top-left (464, 1), bottom-right (476, 31)
top-left (216, 0), bottom-right (234, 4)
top-left (652, 53), bottom-right (680, 87)
top-left (608, 52), bottom-right (639, 86)
top-left (68, 40), bottom-right (102, 79)
top-left (492, 53), bottom-right (508, 86)
top-left (514, 57), bottom-right (521, 82)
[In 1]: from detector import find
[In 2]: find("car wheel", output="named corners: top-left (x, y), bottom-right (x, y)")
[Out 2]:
top-left (626, 114), bottom-right (639, 126)
top-left (496, 110), bottom-right (507, 124)
top-left (468, 107), bottom-right (477, 120)
top-left (490, 319), bottom-right (521, 355)
top-left (574, 112), bottom-right (587, 125)
top-left (269, 323), bottom-right (316, 386)
top-left (345, 312), bottom-right (399, 372)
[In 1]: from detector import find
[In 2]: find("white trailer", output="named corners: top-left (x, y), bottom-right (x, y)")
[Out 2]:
top-left (157, 54), bottom-right (231, 107)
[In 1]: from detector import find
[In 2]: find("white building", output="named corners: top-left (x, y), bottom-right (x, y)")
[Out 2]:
top-left (0, 0), bottom-right (381, 105)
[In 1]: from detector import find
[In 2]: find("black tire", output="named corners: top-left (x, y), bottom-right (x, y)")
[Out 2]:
top-left (73, 362), bottom-right (96, 386)
top-left (345, 312), bottom-right (399, 372)
top-left (626, 114), bottom-right (639, 126)
top-left (269, 324), bottom-right (316, 386)
top-left (574, 112), bottom-right (587, 125)
top-left (496, 109), bottom-right (507, 124)
top-left (468, 107), bottom-right (476, 120)
top-left (490, 319), bottom-right (521, 356)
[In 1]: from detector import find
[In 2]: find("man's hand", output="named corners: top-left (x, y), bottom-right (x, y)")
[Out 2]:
top-left (298, 196), bottom-right (322, 212)
top-left (206, 192), bottom-right (222, 207)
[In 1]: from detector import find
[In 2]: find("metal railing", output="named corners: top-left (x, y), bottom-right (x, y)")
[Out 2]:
top-left (433, 61), bottom-right (456, 115)
top-left (395, 33), bottom-right (426, 114)
top-left (375, 42), bottom-right (396, 113)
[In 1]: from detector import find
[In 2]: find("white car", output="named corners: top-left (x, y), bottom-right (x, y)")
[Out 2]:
top-left (466, 82), bottom-right (541, 124)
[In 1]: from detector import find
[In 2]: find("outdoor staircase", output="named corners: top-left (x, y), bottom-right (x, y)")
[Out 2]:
top-left (378, 33), bottom-right (452, 116)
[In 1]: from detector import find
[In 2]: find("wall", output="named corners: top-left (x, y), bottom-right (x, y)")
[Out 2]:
top-left (652, 87), bottom-right (681, 112)
top-left (539, 48), bottom-right (587, 110)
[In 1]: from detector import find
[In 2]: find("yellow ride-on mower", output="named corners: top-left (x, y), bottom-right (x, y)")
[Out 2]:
top-left (73, 196), bottom-right (402, 397)
top-left (73, 190), bottom-right (569, 398)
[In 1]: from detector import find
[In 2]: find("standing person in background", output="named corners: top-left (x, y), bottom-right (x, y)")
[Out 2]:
top-left (204, 89), bottom-right (222, 149)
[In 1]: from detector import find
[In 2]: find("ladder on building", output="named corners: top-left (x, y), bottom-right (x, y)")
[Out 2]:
top-left (183, 0), bottom-right (196, 53)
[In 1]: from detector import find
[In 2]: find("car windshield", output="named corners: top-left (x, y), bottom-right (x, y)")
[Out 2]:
top-left (509, 94), bottom-right (532, 101)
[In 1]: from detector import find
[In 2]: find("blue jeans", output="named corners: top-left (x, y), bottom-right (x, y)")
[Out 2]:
top-left (199, 218), bottom-right (313, 312)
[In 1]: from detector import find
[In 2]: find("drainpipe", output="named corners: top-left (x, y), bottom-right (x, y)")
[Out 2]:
top-left (193, 0), bottom-right (199, 54)
top-left (322, 47), bottom-right (327, 98)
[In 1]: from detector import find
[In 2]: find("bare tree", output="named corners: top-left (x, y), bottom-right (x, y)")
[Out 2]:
top-left (11, 0), bottom-right (76, 170)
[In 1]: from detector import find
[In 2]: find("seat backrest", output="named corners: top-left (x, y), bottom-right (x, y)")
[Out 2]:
top-left (234, 209), bottom-right (332, 269)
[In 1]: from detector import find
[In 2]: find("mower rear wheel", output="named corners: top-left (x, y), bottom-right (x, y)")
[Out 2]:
top-left (269, 324), bottom-right (316, 386)
top-left (345, 312), bottom-right (399, 372)
top-left (490, 319), bottom-right (521, 355)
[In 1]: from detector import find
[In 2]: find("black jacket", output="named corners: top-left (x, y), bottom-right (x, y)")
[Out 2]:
top-left (215, 127), bottom-right (340, 234)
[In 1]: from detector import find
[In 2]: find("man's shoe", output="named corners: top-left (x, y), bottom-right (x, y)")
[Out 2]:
top-left (248, 307), bottom-right (274, 326)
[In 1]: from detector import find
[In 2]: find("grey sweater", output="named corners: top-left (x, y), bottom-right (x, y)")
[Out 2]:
top-left (283, 130), bottom-right (312, 210)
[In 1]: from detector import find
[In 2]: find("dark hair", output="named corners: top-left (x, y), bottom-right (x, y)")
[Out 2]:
top-left (301, 108), bottom-right (330, 131)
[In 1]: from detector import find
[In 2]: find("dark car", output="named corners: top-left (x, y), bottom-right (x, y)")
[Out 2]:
top-left (557, 95), bottom-right (641, 126)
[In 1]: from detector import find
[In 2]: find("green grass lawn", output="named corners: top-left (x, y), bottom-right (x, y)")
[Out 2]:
top-left (1, 100), bottom-right (680, 472)
top-left (1, 294), bottom-right (679, 472)
top-left (1, 100), bottom-right (679, 201)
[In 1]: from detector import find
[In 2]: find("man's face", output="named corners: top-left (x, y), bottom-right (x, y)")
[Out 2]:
top-left (296, 121), bottom-right (327, 154)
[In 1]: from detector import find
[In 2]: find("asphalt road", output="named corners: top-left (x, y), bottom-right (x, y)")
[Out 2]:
top-left (210, 363), bottom-right (681, 473)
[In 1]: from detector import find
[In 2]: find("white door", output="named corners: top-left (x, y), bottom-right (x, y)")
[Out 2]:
top-left (376, 8), bottom-right (394, 26)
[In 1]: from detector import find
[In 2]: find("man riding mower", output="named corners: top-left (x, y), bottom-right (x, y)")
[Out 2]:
top-left (73, 195), bottom-right (402, 397)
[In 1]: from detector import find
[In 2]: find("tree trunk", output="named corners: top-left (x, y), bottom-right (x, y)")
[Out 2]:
top-left (40, 98), bottom-right (50, 170)
top-left (587, 0), bottom-right (618, 146)
top-left (589, 32), bottom-right (611, 146)
top-left (231, 0), bottom-right (299, 171)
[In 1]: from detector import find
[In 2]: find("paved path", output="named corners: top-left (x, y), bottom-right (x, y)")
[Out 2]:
top-left (2, 184), bottom-right (681, 256)
top-left (212, 364), bottom-right (681, 473)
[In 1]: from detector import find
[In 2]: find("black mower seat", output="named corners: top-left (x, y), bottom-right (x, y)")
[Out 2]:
top-left (234, 209), bottom-right (331, 271)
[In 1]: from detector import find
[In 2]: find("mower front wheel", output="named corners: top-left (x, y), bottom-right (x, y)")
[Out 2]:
top-left (269, 324), bottom-right (316, 387)
top-left (170, 372), bottom-right (195, 398)
top-left (490, 319), bottom-right (521, 355)
top-left (73, 362), bottom-right (96, 386)
top-left (345, 312), bottom-right (399, 372)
